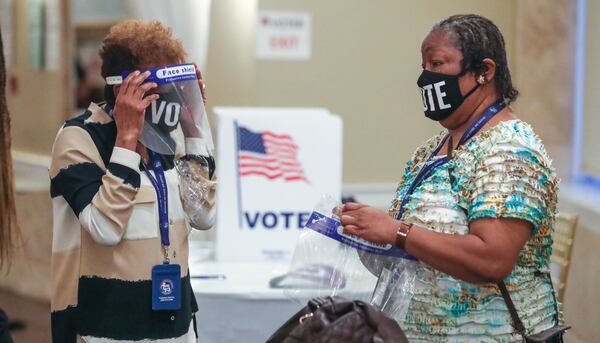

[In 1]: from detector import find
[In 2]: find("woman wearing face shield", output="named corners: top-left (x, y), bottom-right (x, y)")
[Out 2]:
top-left (340, 15), bottom-right (562, 342)
top-left (49, 20), bottom-right (215, 342)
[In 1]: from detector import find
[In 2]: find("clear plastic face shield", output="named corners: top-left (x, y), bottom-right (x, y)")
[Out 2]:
top-left (107, 63), bottom-right (214, 156)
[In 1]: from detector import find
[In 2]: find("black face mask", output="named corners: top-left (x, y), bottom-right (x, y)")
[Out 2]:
top-left (417, 69), bottom-right (480, 121)
top-left (145, 87), bottom-right (184, 133)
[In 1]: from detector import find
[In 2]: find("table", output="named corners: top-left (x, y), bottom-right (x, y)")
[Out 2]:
top-left (190, 262), bottom-right (310, 343)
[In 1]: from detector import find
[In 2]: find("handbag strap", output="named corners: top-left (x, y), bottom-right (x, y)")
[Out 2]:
top-left (498, 274), bottom-right (561, 337)
top-left (544, 272), bottom-right (562, 324)
top-left (497, 281), bottom-right (527, 335)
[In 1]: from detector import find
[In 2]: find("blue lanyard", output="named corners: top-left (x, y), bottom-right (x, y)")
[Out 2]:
top-left (142, 151), bottom-right (170, 248)
top-left (396, 100), bottom-right (507, 220)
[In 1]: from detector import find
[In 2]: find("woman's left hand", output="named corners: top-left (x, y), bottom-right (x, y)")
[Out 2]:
top-left (340, 203), bottom-right (398, 245)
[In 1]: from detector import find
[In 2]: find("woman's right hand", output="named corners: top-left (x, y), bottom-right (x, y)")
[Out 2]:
top-left (113, 70), bottom-right (158, 151)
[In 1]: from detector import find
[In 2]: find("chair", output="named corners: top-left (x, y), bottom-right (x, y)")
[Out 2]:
top-left (550, 213), bottom-right (578, 303)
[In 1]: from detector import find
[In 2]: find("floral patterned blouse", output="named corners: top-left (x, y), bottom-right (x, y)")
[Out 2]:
top-left (388, 120), bottom-right (560, 342)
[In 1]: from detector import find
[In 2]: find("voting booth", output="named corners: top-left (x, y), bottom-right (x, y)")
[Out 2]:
top-left (213, 107), bottom-right (342, 262)
top-left (192, 107), bottom-right (343, 343)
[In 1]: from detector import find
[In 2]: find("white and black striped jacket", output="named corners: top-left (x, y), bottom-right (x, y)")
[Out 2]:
top-left (49, 103), bottom-right (216, 342)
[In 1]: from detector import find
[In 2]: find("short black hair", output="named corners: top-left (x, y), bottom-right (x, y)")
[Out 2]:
top-left (100, 45), bottom-right (139, 109)
top-left (432, 14), bottom-right (519, 104)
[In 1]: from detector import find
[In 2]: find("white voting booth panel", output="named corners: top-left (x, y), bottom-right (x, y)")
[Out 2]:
top-left (192, 108), bottom-right (343, 342)
top-left (213, 107), bottom-right (342, 263)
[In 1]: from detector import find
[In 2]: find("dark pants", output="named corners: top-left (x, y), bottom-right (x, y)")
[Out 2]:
top-left (0, 309), bottom-right (14, 343)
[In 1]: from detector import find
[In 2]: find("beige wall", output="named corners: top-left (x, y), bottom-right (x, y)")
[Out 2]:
top-left (512, 0), bottom-right (576, 181)
top-left (205, 0), bottom-right (518, 184)
top-left (7, 0), bottom-right (70, 156)
top-left (5, 0), bottom-right (576, 181)
top-left (7, 0), bottom-right (523, 183)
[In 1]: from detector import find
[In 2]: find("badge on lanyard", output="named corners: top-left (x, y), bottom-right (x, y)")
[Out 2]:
top-left (152, 263), bottom-right (181, 311)
top-left (143, 151), bottom-right (182, 311)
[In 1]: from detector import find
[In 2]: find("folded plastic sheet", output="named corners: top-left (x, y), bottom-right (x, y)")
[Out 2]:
top-left (281, 195), bottom-right (417, 323)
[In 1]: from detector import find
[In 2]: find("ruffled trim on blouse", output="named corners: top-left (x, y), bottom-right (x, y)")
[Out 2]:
top-left (451, 120), bottom-right (558, 235)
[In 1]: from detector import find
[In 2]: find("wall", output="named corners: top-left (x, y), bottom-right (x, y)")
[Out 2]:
top-left (205, 0), bottom-right (518, 184)
top-left (7, 0), bottom-right (521, 181)
top-left (512, 0), bottom-right (576, 181)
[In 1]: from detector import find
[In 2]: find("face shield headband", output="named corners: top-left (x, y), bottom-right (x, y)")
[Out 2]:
top-left (106, 63), bottom-right (214, 156)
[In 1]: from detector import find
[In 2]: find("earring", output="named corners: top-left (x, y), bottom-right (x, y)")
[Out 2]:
top-left (477, 74), bottom-right (486, 85)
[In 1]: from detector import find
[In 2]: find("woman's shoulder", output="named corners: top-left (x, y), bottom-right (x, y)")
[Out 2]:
top-left (454, 119), bottom-right (559, 232)
top-left (452, 119), bottom-right (559, 200)
top-left (462, 119), bottom-right (554, 170)
top-left (51, 103), bottom-right (116, 171)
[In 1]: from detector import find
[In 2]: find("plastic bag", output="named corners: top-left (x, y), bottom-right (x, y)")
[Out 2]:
top-left (175, 154), bottom-right (216, 229)
top-left (280, 195), bottom-right (417, 324)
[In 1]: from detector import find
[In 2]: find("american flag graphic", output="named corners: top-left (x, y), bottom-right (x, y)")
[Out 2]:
top-left (237, 126), bottom-right (308, 182)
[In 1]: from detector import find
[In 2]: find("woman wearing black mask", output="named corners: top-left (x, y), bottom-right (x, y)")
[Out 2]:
top-left (340, 14), bottom-right (563, 342)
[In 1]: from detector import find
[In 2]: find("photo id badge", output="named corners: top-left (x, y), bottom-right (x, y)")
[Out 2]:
top-left (152, 263), bottom-right (181, 311)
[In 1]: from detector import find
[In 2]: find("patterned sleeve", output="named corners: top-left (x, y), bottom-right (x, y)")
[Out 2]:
top-left (463, 124), bottom-right (558, 233)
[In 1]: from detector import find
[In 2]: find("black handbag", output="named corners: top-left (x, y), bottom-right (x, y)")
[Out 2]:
top-left (266, 296), bottom-right (408, 343)
top-left (498, 279), bottom-right (570, 342)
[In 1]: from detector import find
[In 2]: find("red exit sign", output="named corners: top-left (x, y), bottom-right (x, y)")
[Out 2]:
top-left (269, 36), bottom-right (299, 49)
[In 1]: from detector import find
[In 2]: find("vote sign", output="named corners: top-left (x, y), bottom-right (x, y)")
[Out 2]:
top-left (214, 107), bottom-right (342, 262)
